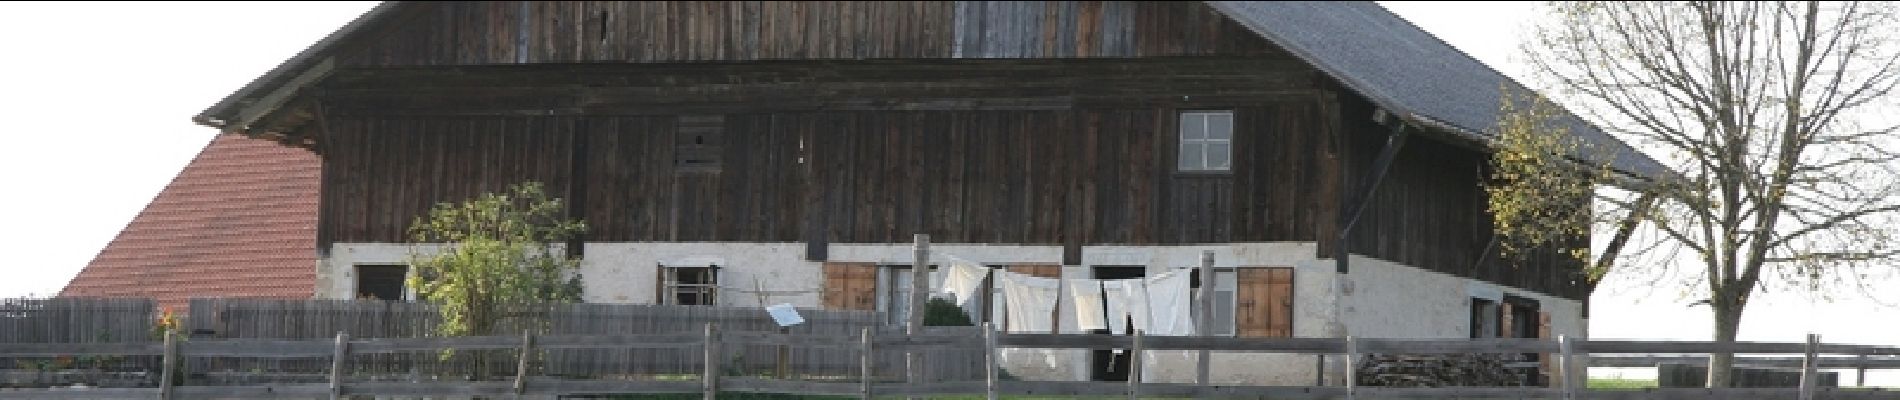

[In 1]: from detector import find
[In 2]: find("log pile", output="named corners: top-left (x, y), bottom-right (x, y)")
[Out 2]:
top-left (1354, 353), bottom-right (1529, 387)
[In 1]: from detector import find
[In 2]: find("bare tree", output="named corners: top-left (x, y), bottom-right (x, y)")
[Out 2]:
top-left (1525, 1), bottom-right (1900, 387)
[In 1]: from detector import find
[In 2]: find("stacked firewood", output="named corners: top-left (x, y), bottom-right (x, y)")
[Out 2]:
top-left (1354, 353), bottom-right (1528, 387)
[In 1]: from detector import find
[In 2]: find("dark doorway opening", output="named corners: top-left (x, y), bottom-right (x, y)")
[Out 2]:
top-left (1090, 266), bottom-right (1146, 382)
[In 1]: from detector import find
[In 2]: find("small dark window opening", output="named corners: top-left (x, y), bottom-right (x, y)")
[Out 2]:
top-left (1470, 298), bottom-right (1500, 338)
top-left (663, 266), bottom-right (719, 306)
top-left (356, 265), bottom-right (407, 301)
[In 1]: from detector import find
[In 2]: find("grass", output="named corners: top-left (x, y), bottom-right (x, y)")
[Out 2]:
top-left (1588, 377), bottom-right (1659, 389)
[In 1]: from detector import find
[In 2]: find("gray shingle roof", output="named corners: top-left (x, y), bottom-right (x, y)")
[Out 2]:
top-left (1206, 1), bottom-right (1673, 181)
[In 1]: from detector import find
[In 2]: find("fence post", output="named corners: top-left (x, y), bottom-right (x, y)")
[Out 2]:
top-left (514, 329), bottom-right (533, 396)
top-left (907, 233), bottom-right (930, 396)
top-left (1344, 336), bottom-right (1357, 400)
top-left (1799, 333), bottom-right (1819, 400)
top-left (160, 329), bottom-right (177, 400)
top-left (984, 322), bottom-right (999, 400)
top-left (860, 327), bottom-right (874, 400)
top-left (1196, 251), bottom-right (1214, 388)
top-left (1128, 329), bottom-right (1144, 400)
top-left (329, 331), bottom-right (348, 400)
top-left (703, 323), bottom-right (719, 400)
top-left (1558, 335), bottom-right (1576, 400)
top-left (1858, 354), bottom-right (1868, 387)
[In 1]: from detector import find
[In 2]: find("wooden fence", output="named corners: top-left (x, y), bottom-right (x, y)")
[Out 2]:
top-left (3, 326), bottom-right (1900, 399)
top-left (179, 299), bottom-right (981, 385)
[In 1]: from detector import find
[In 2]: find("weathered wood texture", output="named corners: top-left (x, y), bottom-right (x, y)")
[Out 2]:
top-left (297, 0), bottom-right (1585, 300)
top-left (317, 96), bottom-right (1337, 247)
top-left (339, 1), bottom-right (1278, 67)
top-left (1333, 95), bottom-right (1589, 299)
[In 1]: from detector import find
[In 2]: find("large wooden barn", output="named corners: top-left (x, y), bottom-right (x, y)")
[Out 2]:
top-left (193, 1), bottom-right (1668, 384)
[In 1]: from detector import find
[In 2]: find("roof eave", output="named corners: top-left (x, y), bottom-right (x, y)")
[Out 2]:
top-left (194, 1), bottom-right (406, 132)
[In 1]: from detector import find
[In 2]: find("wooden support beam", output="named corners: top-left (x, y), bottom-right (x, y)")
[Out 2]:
top-left (1335, 122), bottom-right (1409, 274)
top-left (1559, 335), bottom-right (1576, 400)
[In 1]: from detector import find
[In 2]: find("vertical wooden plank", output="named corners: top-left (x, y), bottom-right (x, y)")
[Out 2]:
top-left (860, 327), bottom-right (874, 400)
top-left (983, 322), bottom-right (998, 400)
top-left (1558, 335), bottom-right (1576, 400)
top-left (328, 331), bottom-right (347, 400)
top-left (514, 329), bottom-right (533, 395)
top-left (908, 234), bottom-right (930, 391)
top-left (703, 323), bottom-right (719, 400)
top-left (1345, 335), bottom-right (1357, 400)
top-left (1268, 268), bottom-right (1294, 338)
top-left (1196, 251), bottom-right (1213, 386)
top-left (160, 329), bottom-right (177, 400)
top-left (1128, 328), bottom-right (1144, 399)
top-left (1800, 333), bottom-right (1819, 400)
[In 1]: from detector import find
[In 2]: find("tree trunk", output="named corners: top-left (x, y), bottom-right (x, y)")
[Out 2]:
top-left (1706, 300), bottom-right (1743, 388)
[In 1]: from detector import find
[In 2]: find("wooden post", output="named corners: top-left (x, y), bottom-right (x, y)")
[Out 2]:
top-left (703, 323), bottom-right (719, 400)
top-left (328, 331), bottom-right (348, 400)
top-left (859, 327), bottom-right (874, 400)
top-left (1858, 355), bottom-right (1868, 387)
top-left (1344, 336), bottom-right (1357, 400)
top-left (1315, 354), bottom-right (1326, 386)
top-left (1196, 251), bottom-right (1214, 387)
top-left (1799, 333), bottom-right (1819, 400)
top-left (775, 326), bottom-right (791, 379)
top-left (908, 233), bottom-right (930, 394)
top-left (514, 329), bottom-right (533, 396)
top-left (983, 322), bottom-right (999, 400)
top-left (1558, 335), bottom-right (1576, 400)
top-left (160, 329), bottom-right (178, 400)
top-left (1128, 329), bottom-right (1144, 400)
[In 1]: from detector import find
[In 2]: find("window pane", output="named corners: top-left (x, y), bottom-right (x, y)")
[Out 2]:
top-left (1178, 142), bottom-right (1205, 170)
top-left (1214, 291), bottom-right (1236, 335)
top-left (1180, 113), bottom-right (1206, 140)
top-left (1206, 143), bottom-right (1231, 170)
top-left (1207, 112), bottom-right (1233, 140)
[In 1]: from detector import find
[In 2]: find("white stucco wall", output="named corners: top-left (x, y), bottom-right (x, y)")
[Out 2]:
top-left (316, 241), bottom-right (1584, 386)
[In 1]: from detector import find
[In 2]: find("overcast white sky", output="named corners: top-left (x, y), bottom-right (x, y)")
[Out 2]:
top-left (0, 0), bottom-right (1891, 383)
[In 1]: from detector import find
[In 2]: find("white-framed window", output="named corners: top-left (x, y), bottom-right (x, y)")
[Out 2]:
top-left (1192, 268), bottom-right (1238, 336)
top-left (1177, 110), bottom-right (1233, 172)
top-left (660, 265), bottom-right (719, 306)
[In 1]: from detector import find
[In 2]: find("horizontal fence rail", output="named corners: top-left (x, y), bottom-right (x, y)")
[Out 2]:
top-left (2, 329), bottom-right (1897, 399)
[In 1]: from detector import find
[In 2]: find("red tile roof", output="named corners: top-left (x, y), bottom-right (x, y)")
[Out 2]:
top-left (59, 134), bottom-right (319, 311)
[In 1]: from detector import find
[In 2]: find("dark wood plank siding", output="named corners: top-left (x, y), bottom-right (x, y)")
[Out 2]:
top-left (339, 1), bottom-right (1280, 67)
top-left (1333, 95), bottom-right (1588, 299)
top-left (319, 100), bottom-right (1339, 247)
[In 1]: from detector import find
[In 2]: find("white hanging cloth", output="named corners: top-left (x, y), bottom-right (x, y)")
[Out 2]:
top-left (1143, 269), bottom-right (1196, 337)
top-left (997, 271), bottom-right (1060, 334)
top-left (1066, 279), bottom-right (1106, 331)
top-left (1100, 278), bottom-right (1147, 335)
top-left (937, 261), bottom-right (990, 307)
top-left (996, 270), bottom-right (1064, 372)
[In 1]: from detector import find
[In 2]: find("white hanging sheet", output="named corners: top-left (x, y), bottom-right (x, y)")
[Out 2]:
top-left (1143, 269), bottom-right (1196, 337)
top-left (997, 271), bottom-right (1059, 334)
top-left (937, 262), bottom-right (990, 307)
top-left (1066, 279), bottom-right (1106, 331)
